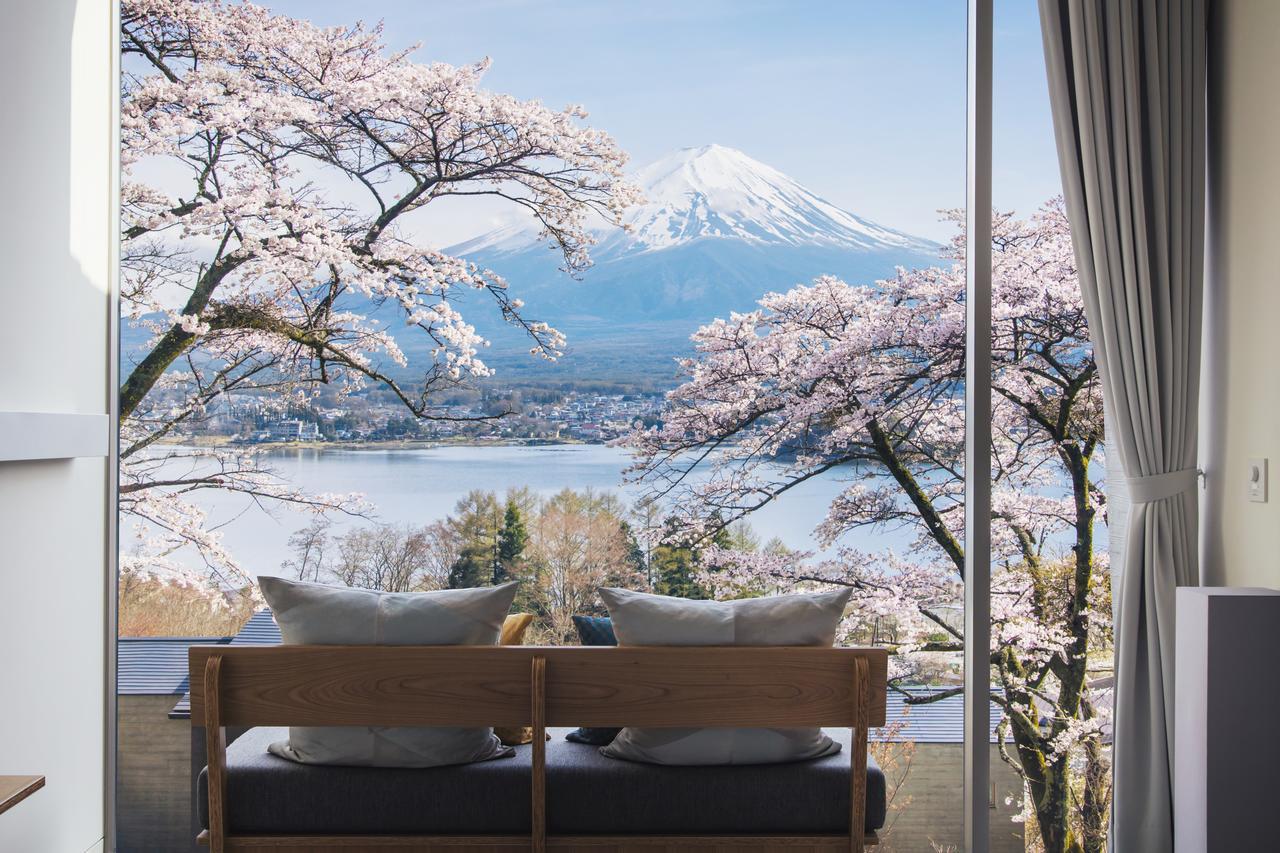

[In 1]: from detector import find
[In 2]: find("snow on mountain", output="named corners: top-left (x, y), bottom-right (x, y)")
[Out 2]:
top-left (603, 144), bottom-right (934, 254)
top-left (429, 145), bottom-right (943, 378)
top-left (125, 147), bottom-right (944, 385)
top-left (445, 218), bottom-right (542, 257)
top-left (449, 144), bottom-right (937, 259)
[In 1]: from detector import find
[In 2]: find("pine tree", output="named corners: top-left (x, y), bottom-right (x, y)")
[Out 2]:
top-left (495, 500), bottom-right (528, 584)
top-left (444, 490), bottom-right (503, 588)
top-left (651, 518), bottom-right (710, 599)
top-left (447, 545), bottom-right (489, 589)
top-left (618, 520), bottom-right (647, 582)
top-left (652, 541), bottom-right (705, 599)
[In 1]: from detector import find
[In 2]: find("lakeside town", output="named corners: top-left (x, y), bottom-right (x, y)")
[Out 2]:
top-left (175, 387), bottom-right (669, 446)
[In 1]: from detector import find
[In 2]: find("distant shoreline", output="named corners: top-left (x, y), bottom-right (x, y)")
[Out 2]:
top-left (172, 435), bottom-right (601, 452)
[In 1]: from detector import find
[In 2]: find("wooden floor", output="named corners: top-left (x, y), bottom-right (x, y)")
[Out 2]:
top-left (199, 833), bottom-right (879, 852)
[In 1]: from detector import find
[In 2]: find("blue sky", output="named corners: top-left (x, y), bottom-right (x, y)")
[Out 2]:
top-left (266, 0), bottom-right (1061, 243)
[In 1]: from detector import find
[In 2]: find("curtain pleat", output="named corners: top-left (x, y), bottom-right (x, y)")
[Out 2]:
top-left (1038, 1), bottom-right (1205, 850)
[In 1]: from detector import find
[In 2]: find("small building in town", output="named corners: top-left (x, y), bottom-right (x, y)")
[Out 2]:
top-left (259, 419), bottom-right (320, 442)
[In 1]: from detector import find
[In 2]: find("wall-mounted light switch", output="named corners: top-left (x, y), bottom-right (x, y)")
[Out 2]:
top-left (1248, 457), bottom-right (1268, 503)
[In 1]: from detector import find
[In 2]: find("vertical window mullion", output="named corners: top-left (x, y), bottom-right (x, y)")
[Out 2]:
top-left (964, 1), bottom-right (993, 851)
top-left (107, 3), bottom-right (123, 849)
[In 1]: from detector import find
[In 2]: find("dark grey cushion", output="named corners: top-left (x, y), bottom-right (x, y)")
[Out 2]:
top-left (548, 728), bottom-right (886, 834)
top-left (198, 727), bottom-right (531, 834)
top-left (200, 727), bottom-right (886, 834)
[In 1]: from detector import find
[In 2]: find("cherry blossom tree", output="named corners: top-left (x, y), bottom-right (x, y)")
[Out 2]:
top-left (624, 200), bottom-right (1111, 853)
top-left (119, 0), bottom-right (638, 588)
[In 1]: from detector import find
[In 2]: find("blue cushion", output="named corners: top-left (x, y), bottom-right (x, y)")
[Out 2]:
top-left (572, 615), bottom-right (617, 646)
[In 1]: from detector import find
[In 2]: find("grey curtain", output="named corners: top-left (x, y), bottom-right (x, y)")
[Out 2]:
top-left (1038, 1), bottom-right (1205, 851)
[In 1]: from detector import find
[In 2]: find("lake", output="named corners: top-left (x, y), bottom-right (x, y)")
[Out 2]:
top-left (176, 443), bottom-right (914, 580)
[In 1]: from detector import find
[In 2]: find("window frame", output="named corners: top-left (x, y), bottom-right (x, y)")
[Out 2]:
top-left (103, 3), bottom-right (999, 849)
top-left (964, 1), bottom-right (994, 850)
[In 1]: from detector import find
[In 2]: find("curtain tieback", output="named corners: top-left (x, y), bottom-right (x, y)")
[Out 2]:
top-left (1125, 467), bottom-right (1200, 503)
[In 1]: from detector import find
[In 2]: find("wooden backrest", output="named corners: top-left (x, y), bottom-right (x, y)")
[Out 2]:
top-left (188, 645), bottom-right (888, 728)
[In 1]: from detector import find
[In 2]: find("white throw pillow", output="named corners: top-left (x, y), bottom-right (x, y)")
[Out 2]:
top-left (257, 576), bottom-right (519, 768)
top-left (598, 586), bottom-right (852, 766)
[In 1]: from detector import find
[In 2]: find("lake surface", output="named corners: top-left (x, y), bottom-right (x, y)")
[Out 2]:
top-left (178, 443), bottom-right (913, 580)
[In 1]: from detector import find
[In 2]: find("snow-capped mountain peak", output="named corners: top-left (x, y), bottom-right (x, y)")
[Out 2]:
top-left (449, 144), bottom-right (936, 259)
top-left (611, 144), bottom-right (924, 254)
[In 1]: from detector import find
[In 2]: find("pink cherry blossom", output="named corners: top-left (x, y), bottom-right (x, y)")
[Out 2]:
top-left (623, 200), bottom-right (1110, 851)
top-left (119, 0), bottom-right (639, 586)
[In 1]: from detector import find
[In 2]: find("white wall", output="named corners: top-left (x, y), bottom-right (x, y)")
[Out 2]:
top-left (1201, 0), bottom-right (1280, 589)
top-left (0, 1), bottom-right (113, 851)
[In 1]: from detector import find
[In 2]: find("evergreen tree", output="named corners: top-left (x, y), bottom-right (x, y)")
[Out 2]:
top-left (651, 518), bottom-right (709, 599)
top-left (446, 490), bottom-right (503, 588)
top-left (651, 541), bottom-right (704, 599)
top-left (618, 520), bottom-right (647, 583)
top-left (495, 500), bottom-right (528, 584)
top-left (447, 545), bottom-right (489, 589)
top-left (647, 515), bottom-right (746, 599)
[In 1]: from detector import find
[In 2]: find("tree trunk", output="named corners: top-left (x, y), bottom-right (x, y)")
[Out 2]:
top-left (118, 251), bottom-right (244, 419)
top-left (1013, 729), bottom-right (1083, 853)
top-left (1078, 698), bottom-right (1111, 853)
top-left (1037, 760), bottom-right (1084, 853)
top-left (1001, 679), bottom-right (1083, 853)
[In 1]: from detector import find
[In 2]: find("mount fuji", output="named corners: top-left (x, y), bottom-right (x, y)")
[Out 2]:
top-left (454, 144), bottom-right (936, 257)
top-left (447, 144), bottom-right (943, 379)
top-left (119, 146), bottom-right (943, 387)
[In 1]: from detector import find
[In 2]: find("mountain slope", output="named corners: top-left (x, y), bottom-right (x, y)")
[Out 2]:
top-left (452, 144), bottom-right (936, 259)
top-left (442, 145), bottom-right (941, 378)
top-left (122, 147), bottom-right (944, 387)
top-left (603, 143), bottom-right (935, 254)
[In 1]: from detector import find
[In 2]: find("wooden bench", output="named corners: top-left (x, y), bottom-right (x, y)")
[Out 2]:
top-left (190, 645), bottom-right (888, 853)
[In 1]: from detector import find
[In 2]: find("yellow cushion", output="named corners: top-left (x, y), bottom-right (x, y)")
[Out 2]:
top-left (495, 613), bottom-right (539, 746)
top-left (500, 612), bottom-right (534, 646)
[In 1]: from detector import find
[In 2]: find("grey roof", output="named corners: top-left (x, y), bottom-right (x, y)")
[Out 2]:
top-left (118, 636), bottom-right (229, 696)
top-left (163, 611), bottom-right (1004, 741)
top-left (169, 610), bottom-right (281, 717)
top-left (878, 688), bottom-right (1003, 744)
top-left (226, 608), bottom-right (282, 645)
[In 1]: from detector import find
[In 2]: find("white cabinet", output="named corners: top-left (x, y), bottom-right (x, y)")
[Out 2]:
top-left (1174, 587), bottom-right (1280, 853)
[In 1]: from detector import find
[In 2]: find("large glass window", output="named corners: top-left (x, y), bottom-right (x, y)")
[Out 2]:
top-left (109, 2), bottom-right (1024, 851)
top-left (987, 2), bottom-right (1112, 851)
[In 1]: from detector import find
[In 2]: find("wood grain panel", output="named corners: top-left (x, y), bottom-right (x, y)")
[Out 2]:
top-left (548, 837), bottom-right (879, 850)
top-left (188, 646), bottom-right (887, 728)
top-left (0, 775), bottom-right (44, 817)
top-left (200, 833), bottom-right (879, 851)
top-left (188, 646), bottom-right (532, 727)
top-left (531, 657), bottom-right (546, 853)
top-left (541, 647), bottom-right (886, 728)
top-left (205, 654), bottom-right (229, 853)
top-left (203, 834), bottom-right (527, 850)
top-left (849, 657), bottom-right (870, 853)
